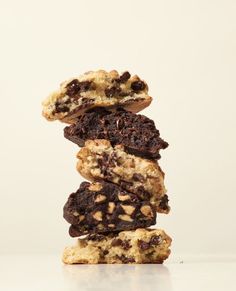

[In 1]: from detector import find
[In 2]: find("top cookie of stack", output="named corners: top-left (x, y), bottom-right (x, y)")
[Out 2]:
top-left (42, 70), bottom-right (152, 123)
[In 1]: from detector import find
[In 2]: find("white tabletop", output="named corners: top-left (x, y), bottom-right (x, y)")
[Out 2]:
top-left (0, 255), bottom-right (235, 291)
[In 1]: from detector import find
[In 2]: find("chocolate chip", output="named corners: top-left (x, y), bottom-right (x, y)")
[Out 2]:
top-left (56, 106), bottom-right (69, 113)
top-left (132, 173), bottom-right (145, 182)
top-left (137, 236), bottom-right (160, 250)
top-left (100, 249), bottom-right (109, 260)
top-left (66, 79), bottom-right (80, 96)
top-left (149, 235), bottom-right (161, 246)
top-left (116, 255), bottom-right (135, 263)
top-left (105, 86), bottom-right (121, 97)
top-left (137, 240), bottom-right (150, 250)
top-left (120, 180), bottom-right (133, 189)
top-left (66, 80), bottom-right (93, 96)
top-left (97, 152), bottom-right (117, 177)
top-left (97, 154), bottom-right (109, 176)
top-left (121, 239), bottom-right (132, 250)
top-left (111, 239), bottom-right (122, 247)
top-left (146, 250), bottom-right (155, 258)
top-left (103, 250), bottom-right (109, 255)
top-left (131, 81), bottom-right (146, 91)
top-left (80, 81), bottom-right (93, 91)
top-left (136, 186), bottom-right (151, 200)
top-left (119, 71), bottom-right (131, 83)
top-left (112, 239), bottom-right (132, 250)
top-left (159, 195), bottom-right (169, 211)
top-left (54, 101), bottom-right (69, 113)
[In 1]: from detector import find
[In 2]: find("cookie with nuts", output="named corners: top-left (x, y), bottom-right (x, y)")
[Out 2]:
top-left (76, 139), bottom-right (170, 213)
top-left (64, 108), bottom-right (168, 159)
top-left (42, 70), bottom-right (152, 124)
top-left (63, 181), bottom-right (156, 237)
top-left (62, 228), bottom-right (172, 264)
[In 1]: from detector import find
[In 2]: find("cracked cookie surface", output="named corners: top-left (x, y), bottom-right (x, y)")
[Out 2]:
top-left (64, 181), bottom-right (156, 237)
top-left (63, 228), bottom-right (171, 264)
top-left (64, 108), bottom-right (168, 159)
top-left (77, 140), bottom-right (169, 213)
top-left (42, 70), bottom-right (152, 123)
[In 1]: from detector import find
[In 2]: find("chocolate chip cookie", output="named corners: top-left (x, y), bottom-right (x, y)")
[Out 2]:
top-left (42, 70), bottom-right (152, 123)
top-left (76, 139), bottom-right (169, 213)
top-left (62, 228), bottom-right (172, 264)
top-left (64, 108), bottom-right (168, 159)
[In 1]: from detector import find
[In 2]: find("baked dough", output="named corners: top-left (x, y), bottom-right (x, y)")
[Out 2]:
top-left (64, 181), bottom-right (156, 237)
top-left (64, 108), bottom-right (168, 159)
top-left (76, 140), bottom-right (169, 213)
top-left (42, 70), bottom-right (152, 123)
top-left (63, 228), bottom-right (171, 264)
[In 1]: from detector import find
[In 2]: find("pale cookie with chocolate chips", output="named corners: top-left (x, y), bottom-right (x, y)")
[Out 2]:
top-left (76, 139), bottom-right (170, 213)
top-left (63, 181), bottom-right (156, 237)
top-left (62, 228), bottom-right (171, 264)
top-left (42, 70), bottom-right (152, 124)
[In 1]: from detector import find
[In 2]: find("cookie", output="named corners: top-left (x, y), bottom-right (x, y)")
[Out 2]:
top-left (64, 108), bottom-right (168, 159)
top-left (62, 228), bottom-right (171, 264)
top-left (42, 70), bottom-right (152, 123)
top-left (63, 181), bottom-right (156, 237)
top-left (76, 140), bottom-right (169, 213)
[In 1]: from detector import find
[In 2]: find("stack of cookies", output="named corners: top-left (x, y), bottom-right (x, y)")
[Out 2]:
top-left (42, 70), bottom-right (172, 264)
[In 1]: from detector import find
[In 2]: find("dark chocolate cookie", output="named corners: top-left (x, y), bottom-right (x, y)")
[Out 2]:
top-left (63, 181), bottom-right (156, 237)
top-left (64, 108), bottom-right (168, 159)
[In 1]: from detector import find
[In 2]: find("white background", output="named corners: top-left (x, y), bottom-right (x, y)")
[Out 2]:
top-left (0, 0), bottom-right (235, 260)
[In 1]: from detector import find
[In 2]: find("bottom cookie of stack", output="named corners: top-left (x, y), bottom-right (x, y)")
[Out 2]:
top-left (63, 228), bottom-right (171, 264)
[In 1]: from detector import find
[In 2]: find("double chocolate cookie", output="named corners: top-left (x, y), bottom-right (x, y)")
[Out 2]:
top-left (76, 139), bottom-right (169, 213)
top-left (62, 228), bottom-right (172, 264)
top-left (64, 108), bottom-right (168, 159)
top-left (42, 70), bottom-right (152, 123)
top-left (64, 181), bottom-right (156, 237)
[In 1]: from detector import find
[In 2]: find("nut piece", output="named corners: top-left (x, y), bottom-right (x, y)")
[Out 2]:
top-left (108, 224), bottom-right (115, 228)
top-left (140, 205), bottom-right (154, 218)
top-left (122, 158), bottom-right (135, 168)
top-left (97, 224), bottom-right (104, 230)
top-left (79, 215), bottom-right (85, 222)
top-left (95, 194), bottom-right (106, 203)
top-left (108, 202), bottom-right (115, 214)
top-left (118, 214), bottom-right (133, 222)
top-left (92, 211), bottom-right (103, 221)
top-left (121, 205), bottom-right (135, 215)
top-left (73, 211), bottom-right (79, 217)
top-left (118, 194), bottom-right (130, 201)
top-left (88, 183), bottom-right (103, 192)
